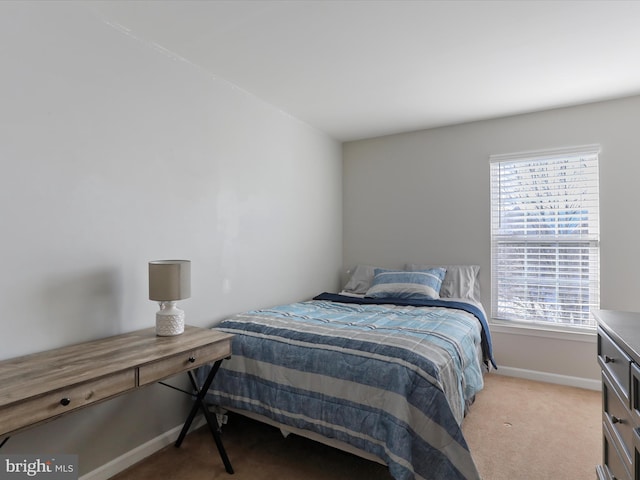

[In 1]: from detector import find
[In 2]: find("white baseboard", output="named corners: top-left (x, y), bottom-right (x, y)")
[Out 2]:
top-left (79, 416), bottom-right (206, 480)
top-left (495, 366), bottom-right (601, 391)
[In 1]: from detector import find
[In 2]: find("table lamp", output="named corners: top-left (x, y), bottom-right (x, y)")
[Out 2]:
top-left (149, 260), bottom-right (191, 336)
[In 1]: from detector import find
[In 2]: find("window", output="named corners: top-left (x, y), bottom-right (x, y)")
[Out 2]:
top-left (490, 145), bottom-right (600, 329)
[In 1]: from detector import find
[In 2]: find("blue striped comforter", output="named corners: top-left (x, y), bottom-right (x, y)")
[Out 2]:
top-left (202, 295), bottom-right (490, 480)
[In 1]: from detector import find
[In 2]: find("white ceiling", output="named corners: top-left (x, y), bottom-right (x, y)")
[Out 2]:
top-left (90, 0), bottom-right (640, 142)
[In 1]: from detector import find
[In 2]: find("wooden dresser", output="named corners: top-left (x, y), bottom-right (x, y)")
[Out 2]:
top-left (595, 309), bottom-right (640, 480)
top-left (0, 325), bottom-right (232, 439)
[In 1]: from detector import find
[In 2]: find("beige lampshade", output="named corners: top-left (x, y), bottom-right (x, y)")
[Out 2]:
top-left (149, 260), bottom-right (191, 301)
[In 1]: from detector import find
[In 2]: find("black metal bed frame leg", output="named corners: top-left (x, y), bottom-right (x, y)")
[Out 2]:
top-left (175, 360), bottom-right (234, 474)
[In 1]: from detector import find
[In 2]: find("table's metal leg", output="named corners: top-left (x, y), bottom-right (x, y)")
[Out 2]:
top-left (175, 360), bottom-right (234, 474)
top-left (198, 390), bottom-right (234, 474)
top-left (0, 437), bottom-right (9, 449)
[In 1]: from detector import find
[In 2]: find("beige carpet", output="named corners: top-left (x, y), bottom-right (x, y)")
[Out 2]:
top-left (110, 374), bottom-right (601, 480)
top-left (462, 374), bottom-right (600, 480)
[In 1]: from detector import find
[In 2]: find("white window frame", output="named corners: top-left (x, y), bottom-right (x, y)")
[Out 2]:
top-left (490, 145), bottom-right (600, 331)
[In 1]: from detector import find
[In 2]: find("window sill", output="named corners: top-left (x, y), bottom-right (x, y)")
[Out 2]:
top-left (489, 320), bottom-right (597, 343)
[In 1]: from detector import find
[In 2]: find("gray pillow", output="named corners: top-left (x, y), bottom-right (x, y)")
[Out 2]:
top-left (405, 264), bottom-right (480, 302)
top-left (342, 265), bottom-right (378, 294)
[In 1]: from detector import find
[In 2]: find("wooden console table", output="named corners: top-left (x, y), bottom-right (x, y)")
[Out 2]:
top-left (0, 325), bottom-right (234, 473)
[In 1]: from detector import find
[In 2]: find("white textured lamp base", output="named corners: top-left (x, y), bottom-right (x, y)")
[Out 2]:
top-left (156, 302), bottom-right (185, 336)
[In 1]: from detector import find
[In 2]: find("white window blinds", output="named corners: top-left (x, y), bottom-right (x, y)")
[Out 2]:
top-left (490, 145), bottom-right (600, 329)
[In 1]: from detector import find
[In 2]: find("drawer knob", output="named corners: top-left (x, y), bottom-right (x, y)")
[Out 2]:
top-left (60, 397), bottom-right (71, 407)
top-left (188, 356), bottom-right (196, 363)
top-left (611, 415), bottom-right (622, 424)
top-left (604, 355), bottom-right (614, 363)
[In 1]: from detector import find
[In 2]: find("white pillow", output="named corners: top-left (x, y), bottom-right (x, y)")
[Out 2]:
top-left (405, 264), bottom-right (480, 302)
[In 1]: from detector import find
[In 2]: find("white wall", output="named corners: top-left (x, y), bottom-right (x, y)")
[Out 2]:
top-left (0, 2), bottom-right (342, 474)
top-left (343, 94), bottom-right (640, 387)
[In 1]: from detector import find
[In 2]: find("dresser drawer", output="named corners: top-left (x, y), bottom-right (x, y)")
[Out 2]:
top-left (603, 419), bottom-right (632, 480)
top-left (138, 340), bottom-right (231, 386)
top-left (0, 370), bottom-right (135, 436)
top-left (599, 327), bottom-right (632, 403)
top-left (603, 371), bottom-right (634, 471)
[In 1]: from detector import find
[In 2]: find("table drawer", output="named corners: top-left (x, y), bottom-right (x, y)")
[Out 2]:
top-left (0, 370), bottom-right (135, 436)
top-left (603, 420), bottom-right (632, 480)
top-left (599, 328), bottom-right (631, 403)
top-left (139, 340), bottom-right (231, 386)
top-left (603, 371), bottom-right (634, 469)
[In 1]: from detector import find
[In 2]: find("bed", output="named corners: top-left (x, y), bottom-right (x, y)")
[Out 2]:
top-left (199, 265), bottom-right (495, 480)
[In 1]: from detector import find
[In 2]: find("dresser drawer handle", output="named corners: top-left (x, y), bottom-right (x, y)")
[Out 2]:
top-left (604, 355), bottom-right (614, 363)
top-left (611, 415), bottom-right (623, 424)
top-left (60, 397), bottom-right (71, 407)
top-left (188, 356), bottom-right (196, 363)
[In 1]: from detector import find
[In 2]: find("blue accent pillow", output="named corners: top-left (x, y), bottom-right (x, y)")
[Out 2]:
top-left (365, 268), bottom-right (446, 300)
